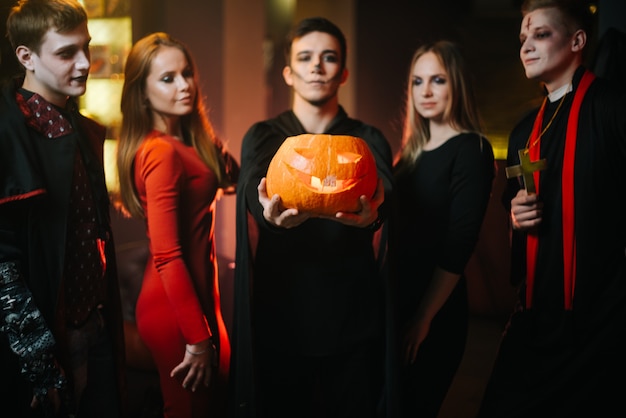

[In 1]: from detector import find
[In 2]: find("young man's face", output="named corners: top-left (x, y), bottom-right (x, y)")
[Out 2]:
top-left (18, 22), bottom-right (91, 107)
top-left (282, 31), bottom-right (347, 107)
top-left (519, 7), bottom-right (578, 88)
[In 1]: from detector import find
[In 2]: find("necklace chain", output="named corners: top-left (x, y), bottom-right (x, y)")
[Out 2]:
top-left (524, 87), bottom-right (569, 154)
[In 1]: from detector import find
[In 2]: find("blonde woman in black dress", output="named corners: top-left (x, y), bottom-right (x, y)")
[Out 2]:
top-left (393, 40), bottom-right (495, 418)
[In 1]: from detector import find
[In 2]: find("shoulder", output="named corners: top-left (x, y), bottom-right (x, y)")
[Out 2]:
top-left (138, 132), bottom-right (178, 153)
top-left (576, 75), bottom-right (626, 143)
top-left (345, 118), bottom-right (391, 155)
top-left (243, 111), bottom-right (298, 141)
top-left (587, 74), bottom-right (626, 108)
top-left (461, 132), bottom-right (493, 153)
top-left (242, 120), bottom-right (275, 143)
top-left (344, 117), bottom-right (386, 141)
top-left (447, 132), bottom-right (493, 156)
top-left (136, 133), bottom-right (183, 170)
top-left (0, 82), bottom-right (22, 130)
top-left (76, 111), bottom-right (106, 138)
top-left (360, 124), bottom-right (388, 145)
top-left (241, 112), bottom-right (301, 162)
top-left (451, 133), bottom-right (495, 174)
top-left (0, 87), bottom-right (11, 121)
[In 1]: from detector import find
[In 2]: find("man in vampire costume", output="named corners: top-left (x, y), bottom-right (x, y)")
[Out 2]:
top-left (230, 16), bottom-right (395, 418)
top-left (0, 0), bottom-right (126, 416)
top-left (478, 0), bottom-right (626, 417)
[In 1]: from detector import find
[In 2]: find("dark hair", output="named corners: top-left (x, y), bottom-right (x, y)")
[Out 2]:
top-left (521, 0), bottom-right (594, 39)
top-left (7, 0), bottom-right (87, 54)
top-left (284, 17), bottom-right (347, 70)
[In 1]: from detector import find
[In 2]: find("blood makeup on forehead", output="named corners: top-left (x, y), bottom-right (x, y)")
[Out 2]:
top-left (526, 15), bottom-right (533, 30)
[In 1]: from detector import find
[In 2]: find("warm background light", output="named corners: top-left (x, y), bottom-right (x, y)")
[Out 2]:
top-left (79, 16), bottom-right (132, 140)
top-left (103, 139), bottom-right (119, 195)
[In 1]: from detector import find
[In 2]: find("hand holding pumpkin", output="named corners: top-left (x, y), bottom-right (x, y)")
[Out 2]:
top-left (258, 177), bottom-right (312, 229)
top-left (331, 177), bottom-right (384, 228)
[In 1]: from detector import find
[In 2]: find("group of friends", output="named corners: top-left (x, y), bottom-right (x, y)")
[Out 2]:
top-left (1, 0), bottom-right (625, 417)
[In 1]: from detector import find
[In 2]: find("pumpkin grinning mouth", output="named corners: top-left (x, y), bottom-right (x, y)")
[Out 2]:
top-left (284, 164), bottom-right (361, 193)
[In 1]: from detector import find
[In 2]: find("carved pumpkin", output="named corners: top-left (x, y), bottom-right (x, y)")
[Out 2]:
top-left (265, 133), bottom-right (378, 216)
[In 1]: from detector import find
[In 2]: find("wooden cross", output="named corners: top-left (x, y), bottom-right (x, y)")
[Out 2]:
top-left (505, 149), bottom-right (547, 194)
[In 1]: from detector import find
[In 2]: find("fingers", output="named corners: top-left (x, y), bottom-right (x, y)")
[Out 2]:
top-left (258, 178), bottom-right (286, 216)
top-left (511, 204), bottom-right (542, 229)
top-left (334, 180), bottom-right (382, 227)
top-left (257, 177), bottom-right (267, 195)
top-left (172, 340), bottom-right (217, 392)
top-left (510, 190), bottom-right (543, 230)
top-left (262, 194), bottom-right (311, 228)
top-left (357, 178), bottom-right (383, 214)
top-left (184, 367), bottom-right (207, 392)
top-left (258, 178), bottom-right (271, 205)
top-left (171, 361), bottom-right (213, 392)
top-left (259, 179), bottom-right (295, 226)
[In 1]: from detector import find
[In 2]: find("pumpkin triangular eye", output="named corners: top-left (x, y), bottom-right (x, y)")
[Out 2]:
top-left (295, 148), bottom-right (317, 159)
top-left (286, 150), bottom-right (312, 171)
top-left (337, 152), bottom-right (361, 164)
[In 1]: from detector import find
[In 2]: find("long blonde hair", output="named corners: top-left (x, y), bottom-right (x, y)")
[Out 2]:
top-left (395, 40), bottom-right (483, 175)
top-left (117, 32), bottom-right (234, 218)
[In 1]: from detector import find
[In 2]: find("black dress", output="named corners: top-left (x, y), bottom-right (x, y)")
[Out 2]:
top-left (394, 133), bottom-right (494, 418)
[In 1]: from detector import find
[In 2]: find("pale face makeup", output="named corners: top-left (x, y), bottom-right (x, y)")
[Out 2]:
top-left (18, 22), bottom-right (91, 107)
top-left (519, 7), bottom-right (579, 91)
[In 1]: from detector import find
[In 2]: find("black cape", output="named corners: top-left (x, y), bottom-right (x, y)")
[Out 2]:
top-left (479, 67), bottom-right (626, 417)
top-left (230, 107), bottom-right (395, 417)
top-left (0, 79), bottom-right (126, 416)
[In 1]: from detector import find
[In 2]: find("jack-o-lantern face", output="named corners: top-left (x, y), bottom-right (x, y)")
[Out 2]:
top-left (266, 134), bottom-right (378, 216)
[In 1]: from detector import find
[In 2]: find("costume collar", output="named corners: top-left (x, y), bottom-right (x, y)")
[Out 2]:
top-left (548, 83), bottom-right (573, 103)
top-left (15, 89), bottom-right (74, 139)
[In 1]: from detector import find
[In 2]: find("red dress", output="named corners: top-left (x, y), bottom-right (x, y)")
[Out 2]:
top-left (134, 130), bottom-right (230, 417)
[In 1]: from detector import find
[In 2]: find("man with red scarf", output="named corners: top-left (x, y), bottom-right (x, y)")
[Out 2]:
top-left (478, 1), bottom-right (626, 417)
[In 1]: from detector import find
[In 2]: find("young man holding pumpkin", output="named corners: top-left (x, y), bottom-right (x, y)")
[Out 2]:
top-left (231, 16), bottom-right (394, 418)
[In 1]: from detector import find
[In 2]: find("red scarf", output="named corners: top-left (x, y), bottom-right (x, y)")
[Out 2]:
top-left (525, 70), bottom-right (595, 310)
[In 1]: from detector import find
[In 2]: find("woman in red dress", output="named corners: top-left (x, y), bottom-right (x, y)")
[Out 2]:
top-left (116, 32), bottom-right (238, 418)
